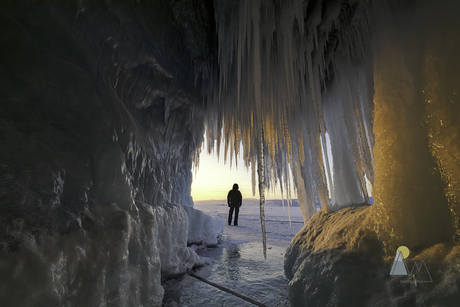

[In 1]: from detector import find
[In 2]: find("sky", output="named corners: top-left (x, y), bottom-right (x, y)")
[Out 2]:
top-left (191, 137), bottom-right (295, 201)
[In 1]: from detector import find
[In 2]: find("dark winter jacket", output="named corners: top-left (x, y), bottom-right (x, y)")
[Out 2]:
top-left (227, 184), bottom-right (242, 208)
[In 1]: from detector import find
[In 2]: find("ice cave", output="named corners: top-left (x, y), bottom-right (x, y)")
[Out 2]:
top-left (1, 0), bottom-right (460, 306)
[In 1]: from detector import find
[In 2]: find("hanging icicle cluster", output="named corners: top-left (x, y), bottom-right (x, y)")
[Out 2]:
top-left (203, 0), bottom-right (375, 227)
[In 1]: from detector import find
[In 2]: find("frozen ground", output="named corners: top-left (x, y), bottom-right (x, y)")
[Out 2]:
top-left (162, 200), bottom-right (304, 306)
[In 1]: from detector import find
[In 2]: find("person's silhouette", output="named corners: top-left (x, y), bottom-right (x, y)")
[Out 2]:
top-left (227, 183), bottom-right (242, 226)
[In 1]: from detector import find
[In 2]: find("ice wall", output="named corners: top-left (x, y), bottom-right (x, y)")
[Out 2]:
top-left (371, 0), bottom-right (460, 247)
top-left (0, 0), bottom-right (217, 305)
top-left (0, 0), bottom-right (211, 227)
top-left (182, 205), bottom-right (224, 246)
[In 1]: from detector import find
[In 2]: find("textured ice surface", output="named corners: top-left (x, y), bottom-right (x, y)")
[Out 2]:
top-left (0, 2), bottom-right (214, 305)
top-left (0, 201), bottom-right (210, 307)
top-left (371, 0), bottom-right (460, 247)
top-left (182, 205), bottom-right (224, 246)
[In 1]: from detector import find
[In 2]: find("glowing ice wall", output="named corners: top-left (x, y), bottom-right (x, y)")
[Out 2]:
top-left (372, 0), bottom-right (460, 248)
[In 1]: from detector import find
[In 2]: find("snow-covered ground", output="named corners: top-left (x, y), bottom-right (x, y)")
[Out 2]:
top-left (162, 199), bottom-right (304, 306)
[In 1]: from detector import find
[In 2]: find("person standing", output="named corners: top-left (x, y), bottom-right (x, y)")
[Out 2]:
top-left (227, 183), bottom-right (242, 226)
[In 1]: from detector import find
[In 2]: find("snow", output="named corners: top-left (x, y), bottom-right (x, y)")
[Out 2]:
top-left (195, 200), bottom-right (303, 246)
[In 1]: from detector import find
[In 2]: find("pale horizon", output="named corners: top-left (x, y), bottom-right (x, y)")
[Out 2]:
top-left (191, 137), bottom-right (297, 201)
top-left (193, 197), bottom-right (299, 202)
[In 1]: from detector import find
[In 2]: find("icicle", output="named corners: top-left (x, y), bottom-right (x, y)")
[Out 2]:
top-left (257, 124), bottom-right (267, 259)
top-left (285, 154), bottom-right (292, 227)
top-left (281, 189), bottom-right (285, 211)
top-left (251, 0), bottom-right (267, 259)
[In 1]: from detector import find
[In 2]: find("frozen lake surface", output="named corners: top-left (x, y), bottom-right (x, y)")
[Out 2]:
top-left (162, 200), bottom-right (304, 306)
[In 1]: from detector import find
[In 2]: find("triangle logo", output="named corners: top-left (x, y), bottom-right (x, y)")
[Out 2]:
top-left (410, 260), bottom-right (433, 283)
top-left (390, 250), bottom-right (408, 276)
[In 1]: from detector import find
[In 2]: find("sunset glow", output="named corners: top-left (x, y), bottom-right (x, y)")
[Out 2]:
top-left (191, 138), bottom-right (295, 201)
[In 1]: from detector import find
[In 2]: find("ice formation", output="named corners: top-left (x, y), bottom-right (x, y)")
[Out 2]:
top-left (208, 0), bottom-right (460, 247)
top-left (1, 0), bottom-right (460, 306)
top-left (208, 0), bottom-right (374, 225)
top-left (182, 205), bottom-right (224, 246)
top-left (208, 0), bottom-right (460, 304)
top-left (284, 206), bottom-right (460, 306)
top-left (0, 200), bottom-right (214, 306)
top-left (0, 1), bottom-right (217, 306)
top-left (370, 0), bottom-right (460, 247)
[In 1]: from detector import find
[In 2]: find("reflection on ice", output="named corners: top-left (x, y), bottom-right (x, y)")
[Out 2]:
top-left (162, 202), bottom-right (304, 306)
top-left (222, 245), bottom-right (241, 281)
top-left (163, 242), bottom-right (291, 307)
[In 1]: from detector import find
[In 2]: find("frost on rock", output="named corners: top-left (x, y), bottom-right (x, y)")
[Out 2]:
top-left (284, 206), bottom-right (460, 307)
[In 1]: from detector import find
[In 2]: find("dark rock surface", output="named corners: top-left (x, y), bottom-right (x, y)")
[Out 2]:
top-left (285, 206), bottom-right (460, 306)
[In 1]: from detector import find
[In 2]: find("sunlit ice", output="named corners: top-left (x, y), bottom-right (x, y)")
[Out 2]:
top-left (191, 135), bottom-right (297, 201)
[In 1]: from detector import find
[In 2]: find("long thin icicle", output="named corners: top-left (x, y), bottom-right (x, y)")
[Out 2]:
top-left (286, 156), bottom-right (292, 228)
top-left (257, 125), bottom-right (267, 259)
top-left (252, 0), bottom-right (267, 259)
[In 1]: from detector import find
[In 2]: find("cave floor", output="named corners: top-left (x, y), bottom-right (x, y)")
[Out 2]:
top-left (162, 202), bottom-right (304, 306)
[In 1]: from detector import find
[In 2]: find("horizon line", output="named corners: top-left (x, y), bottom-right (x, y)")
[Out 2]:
top-left (194, 198), bottom-right (299, 201)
